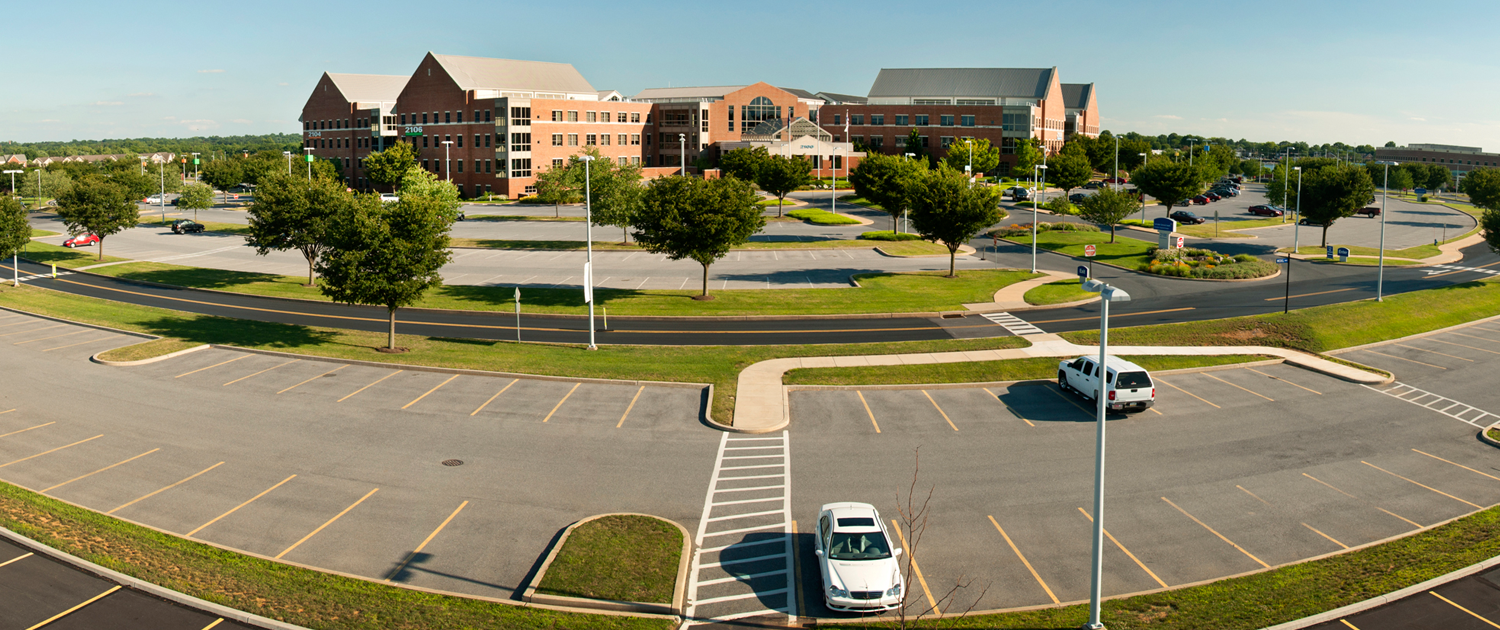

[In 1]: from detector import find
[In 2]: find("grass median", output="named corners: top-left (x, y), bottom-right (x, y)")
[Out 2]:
top-left (86, 263), bottom-right (1036, 317)
top-left (0, 481), bottom-right (668, 630)
top-left (1280, 243), bottom-right (1442, 260)
top-left (463, 214), bottom-right (586, 222)
top-left (1025, 278), bottom-right (1093, 305)
top-left (998, 229), bottom-right (1156, 270)
top-left (445, 238), bottom-right (911, 252)
top-left (784, 354), bottom-right (1273, 386)
top-left (139, 217), bottom-right (252, 236)
top-left (16, 241), bottom-right (129, 269)
top-left (536, 515), bottom-right (680, 604)
top-left (787, 208), bottom-right (863, 225)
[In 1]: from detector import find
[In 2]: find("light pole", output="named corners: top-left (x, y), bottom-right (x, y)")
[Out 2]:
top-left (581, 155), bottom-right (598, 351)
top-left (158, 161), bottom-right (166, 221)
top-left (3, 168), bottom-right (17, 288)
top-left (283, 151), bottom-right (292, 175)
top-left (1292, 167), bottom-right (1302, 255)
top-left (831, 147), bottom-right (840, 215)
top-left (306, 148), bottom-right (314, 180)
top-left (1281, 149), bottom-right (1294, 222)
top-left (3, 170), bottom-right (19, 200)
top-left (441, 140), bottom-right (453, 181)
top-left (679, 134), bottom-right (686, 177)
top-left (1031, 164), bottom-right (1047, 273)
top-left (1080, 278), bottom-right (1131, 630)
top-left (1137, 153), bottom-right (1147, 223)
top-left (903, 153), bottom-right (916, 233)
top-left (1376, 161), bottom-right (1398, 301)
top-left (191, 153), bottom-right (201, 180)
top-left (965, 139), bottom-right (974, 188)
top-left (1112, 136), bottom-right (1119, 192)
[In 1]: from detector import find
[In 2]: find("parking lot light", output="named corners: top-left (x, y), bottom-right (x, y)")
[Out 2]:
top-left (1032, 164), bottom-right (1048, 273)
top-left (1080, 279), bottom-right (1130, 630)
top-left (1292, 167), bottom-right (1302, 254)
top-left (1376, 161), bottom-right (1399, 301)
top-left (581, 155), bottom-right (598, 351)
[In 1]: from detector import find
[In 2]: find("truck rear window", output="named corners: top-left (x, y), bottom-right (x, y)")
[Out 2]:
top-left (1116, 371), bottom-right (1152, 388)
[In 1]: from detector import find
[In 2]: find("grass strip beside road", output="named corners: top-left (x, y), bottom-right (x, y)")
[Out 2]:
top-left (536, 515), bottom-right (680, 604)
top-left (1489, 427), bottom-right (1500, 442)
top-left (0, 481), bottom-right (668, 630)
top-left (139, 217), bottom-right (252, 236)
top-left (462, 214), bottom-right (585, 222)
top-left (17, 242), bottom-right (129, 269)
top-left (787, 208), bottom-right (863, 225)
top-left (1000, 230), bottom-right (1156, 270)
top-left (30, 228), bottom-right (57, 237)
top-left (1024, 278), bottom-right (1094, 305)
top-left (0, 282), bottom-right (1031, 425)
top-left (1061, 278), bottom-right (1500, 353)
top-left (1309, 257), bottom-right (1423, 267)
top-left (1282, 243), bottom-right (1443, 260)
top-left (87, 263), bottom-right (1036, 316)
top-left (448, 238), bottom-right (900, 252)
top-left (95, 338), bottom-right (202, 362)
top-left (785, 354), bottom-right (1271, 386)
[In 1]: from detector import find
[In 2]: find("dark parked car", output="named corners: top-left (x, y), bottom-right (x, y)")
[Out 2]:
top-left (1083, 181), bottom-right (1103, 189)
top-left (171, 219), bottom-right (205, 234)
top-left (1069, 193), bottom-right (1088, 203)
top-left (1248, 205), bottom-right (1283, 217)
top-left (1191, 195), bottom-right (1209, 205)
top-left (1169, 210), bottom-right (1206, 224)
top-left (1356, 206), bottom-right (1380, 217)
top-left (1009, 188), bottom-right (1031, 201)
top-left (1202, 192), bottom-right (1222, 202)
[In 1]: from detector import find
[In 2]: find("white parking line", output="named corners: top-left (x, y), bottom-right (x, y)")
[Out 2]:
top-left (1366, 382), bottom-right (1500, 427)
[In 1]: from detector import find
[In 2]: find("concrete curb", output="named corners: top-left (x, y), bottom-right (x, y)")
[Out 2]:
top-left (0, 527), bottom-right (312, 630)
top-left (0, 304), bottom-right (157, 342)
top-left (1259, 553), bottom-right (1500, 630)
top-left (1480, 421), bottom-right (1500, 449)
top-left (90, 343), bottom-right (211, 366)
top-left (521, 513), bottom-right (691, 617)
top-left (784, 357), bottom-right (1287, 391)
top-left (992, 236), bottom-right (1282, 283)
top-left (874, 243), bottom-right (974, 258)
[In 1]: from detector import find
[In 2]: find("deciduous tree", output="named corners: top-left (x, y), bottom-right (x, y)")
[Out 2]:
top-left (0, 196), bottom-right (27, 284)
top-left (754, 154), bottom-right (814, 217)
top-left (1013, 138), bottom-right (1044, 175)
top-left (200, 158), bottom-right (244, 204)
top-left (1049, 152), bottom-right (1093, 196)
top-left (245, 173), bottom-right (344, 286)
top-left (54, 177), bottom-right (137, 260)
top-left (363, 141), bottom-right (420, 190)
top-left (176, 182), bottom-right (215, 220)
top-left (1130, 159), bottom-right (1202, 217)
top-left (904, 128), bottom-right (927, 162)
top-left (942, 138), bottom-right (1001, 178)
top-left (633, 176), bottom-right (763, 299)
top-left (1076, 188), bottom-right (1141, 243)
top-left (908, 166), bottom-right (1003, 278)
top-left (849, 152), bottom-right (926, 231)
top-left (1300, 164), bottom-right (1376, 248)
top-left (533, 163), bottom-right (579, 218)
top-left (568, 149), bottom-right (644, 243)
top-left (720, 146), bottom-right (769, 183)
top-left (1462, 168), bottom-right (1500, 255)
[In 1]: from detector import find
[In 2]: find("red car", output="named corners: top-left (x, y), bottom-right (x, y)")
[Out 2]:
top-left (63, 234), bottom-right (100, 248)
top-left (1248, 205), bottom-right (1283, 217)
top-left (1202, 192), bottom-right (1222, 202)
top-left (1103, 177), bottom-right (1129, 184)
top-left (1190, 195), bottom-right (1209, 205)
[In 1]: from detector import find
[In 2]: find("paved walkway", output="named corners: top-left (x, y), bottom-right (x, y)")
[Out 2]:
top-left (962, 269), bottom-right (1094, 312)
top-left (730, 334), bottom-right (1388, 433)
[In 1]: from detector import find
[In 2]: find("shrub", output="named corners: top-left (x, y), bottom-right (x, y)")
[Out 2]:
top-left (1142, 248), bottom-right (1277, 279)
top-left (858, 230), bottom-right (923, 241)
top-left (1045, 222), bottom-right (1099, 232)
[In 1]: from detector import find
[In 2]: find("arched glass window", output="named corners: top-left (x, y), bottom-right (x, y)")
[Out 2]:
top-left (741, 96), bottom-right (778, 131)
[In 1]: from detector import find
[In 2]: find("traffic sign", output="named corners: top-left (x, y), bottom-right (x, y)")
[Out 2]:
top-left (1275, 257), bottom-right (1289, 263)
top-left (1326, 245), bottom-right (1334, 259)
top-left (1153, 217), bottom-right (1177, 232)
top-left (1175, 236), bottom-right (1185, 249)
top-left (193, 159), bottom-right (200, 165)
top-left (1077, 265), bottom-right (1089, 279)
top-left (306, 154), bottom-right (314, 162)
top-left (1415, 187), bottom-right (1427, 196)
top-left (1084, 244), bottom-right (1096, 257)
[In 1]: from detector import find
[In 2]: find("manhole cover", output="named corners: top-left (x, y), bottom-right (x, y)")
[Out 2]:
top-left (442, 459), bottom-right (464, 467)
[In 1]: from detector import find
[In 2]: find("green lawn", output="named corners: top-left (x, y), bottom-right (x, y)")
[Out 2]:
top-left (447, 238), bottom-right (910, 252)
top-left (96, 338), bottom-right (203, 362)
top-left (463, 214), bottom-right (584, 222)
top-left (756, 199), bottom-right (797, 206)
top-left (536, 515), bottom-right (681, 604)
top-left (30, 228), bottom-right (57, 237)
top-left (16, 241), bottom-right (129, 269)
top-left (1489, 427), bottom-right (1500, 442)
top-left (1024, 278), bottom-right (1094, 305)
top-left (838, 195), bottom-right (884, 210)
top-left (787, 208), bottom-right (862, 225)
top-left (999, 229), bottom-right (1156, 270)
top-left (1121, 216), bottom-right (1289, 239)
top-left (872, 240), bottom-right (953, 256)
top-left (1281, 243), bottom-right (1442, 259)
top-left (785, 354), bottom-right (1271, 386)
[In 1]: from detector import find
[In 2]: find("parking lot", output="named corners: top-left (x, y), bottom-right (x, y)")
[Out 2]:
top-left (0, 311), bottom-right (717, 603)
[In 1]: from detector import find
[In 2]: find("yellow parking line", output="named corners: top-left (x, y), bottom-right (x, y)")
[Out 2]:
top-left (1303, 473), bottom-right (1422, 528)
top-left (1361, 461), bottom-right (1481, 508)
top-left (24, 585), bottom-right (119, 630)
top-left (1429, 339), bottom-right (1500, 355)
top-left (0, 323), bottom-right (65, 338)
top-left (889, 519), bottom-right (937, 610)
top-left (338, 370), bottom-right (402, 402)
top-left (13, 329), bottom-right (89, 345)
top-left (402, 374), bottom-right (459, 410)
top-left (276, 487), bottom-right (379, 559)
top-left (1042, 383), bottom-right (1095, 415)
top-left (790, 520), bottom-right (806, 617)
top-left (921, 391), bottom-right (959, 431)
top-left (1077, 507), bottom-right (1168, 588)
top-left (1245, 368), bottom-right (1322, 395)
top-left (386, 500), bottom-right (468, 581)
top-left (186, 474), bottom-right (296, 537)
top-left (1396, 343), bottom-right (1473, 362)
top-left (1161, 497), bottom-right (1269, 568)
top-left (175, 354), bottom-right (252, 378)
top-left (41, 335), bottom-right (119, 352)
top-left (201, 620), bottom-right (224, 630)
top-left (1340, 618), bottom-right (1362, 629)
top-left (278, 364), bottom-right (347, 394)
top-left (1262, 287), bottom-right (1355, 301)
top-left (1360, 349), bottom-right (1446, 369)
top-left (1302, 522), bottom-right (1348, 549)
top-left (857, 391), bottom-right (881, 433)
top-left (0, 422), bottom-right (54, 439)
top-left (0, 319), bottom-right (41, 329)
top-left (617, 386), bottom-right (645, 428)
top-left (1201, 372), bottom-right (1274, 401)
top-left (223, 359), bottom-right (300, 386)
top-left (1155, 378), bottom-right (1220, 409)
top-left (42, 448), bottom-right (159, 493)
top-left (0, 409), bottom-right (12, 415)
top-left (1237, 485), bottom-right (1271, 506)
top-left (988, 515), bottom-right (1058, 604)
top-left (1430, 591), bottom-right (1500, 628)
top-left (0, 435), bottom-right (103, 469)
top-left (471, 379), bottom-right (519, 416)
top-left (109, 462), bottom-right (224, 514)
top-left (983, 387), bottom-right (1033, 426)
top-left (1452, 332), bottom-right (1500, 344)
top-left (0, 552), bottom-right (32, 568)
top-left (1413, 449), bottom-right (1500, 482)
top-left (541, 383), bottom-right (581, 422)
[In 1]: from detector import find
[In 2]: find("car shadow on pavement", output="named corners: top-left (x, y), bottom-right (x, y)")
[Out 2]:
top-left (711, 269), bottom-right (869, 288)
top-left (999, 383), bottom-right (1120, 423)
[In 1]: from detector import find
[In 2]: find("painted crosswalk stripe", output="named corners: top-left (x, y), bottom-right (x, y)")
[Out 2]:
top-left (1365, 382), bottom-right (1500, 428)
top-left (982, 312), bottom-right (1046, 336)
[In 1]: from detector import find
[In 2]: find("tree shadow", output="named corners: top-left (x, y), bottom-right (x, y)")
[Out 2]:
top-left (110, 266), bottom-right (293, 291)
top-left (131, 314), bottom-right (341, 350)
top-left (711, 269), bottom-right (870, 287)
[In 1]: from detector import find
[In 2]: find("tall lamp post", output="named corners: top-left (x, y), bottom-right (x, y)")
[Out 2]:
top-left (3, 168), bottom-right (18, 288)
top-left (902, 153), bottom-right (916, 233)
top-left (679, 134), bottom-right (686, 177)
top-left (1137, 153), bottom-right (1148, 223)
top-left (965, 139), bottom-right (974, 188)
top-left (283, 151), bottom-right (292, 175)
top-left (1112, 136), bottom-right (1120, 192)
top-left (831, 147), bottom-right (840, 215)
top-left (190, 153), bottom-right (201, 180)
top-left (581, 155), bottom-right (598, 350)
top-left (4, 170), bottom-right (19, 200)
top-left (1080, 277), bottom-right (1131, 630)
top-left (1376, 161), bottom-right (1399, 301)
top-left (1291, 166), bottom-right (1302, 255)
top-left (441, 140), bottom-right (453, 181)
top-left (1031, 164), bottom-right (1048, 273)
top-left (306, 148), bottom-right (314, 180)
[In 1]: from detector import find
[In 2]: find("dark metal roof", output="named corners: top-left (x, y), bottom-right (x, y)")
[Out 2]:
top-left (815, 92), bottom-right (868, 105)
top-left (1061, 83), bottom-right (1094, 110)
top-left (867, 68), bottom-right (1055, 99)
top-left (777, 87), bottom-right (819, 100)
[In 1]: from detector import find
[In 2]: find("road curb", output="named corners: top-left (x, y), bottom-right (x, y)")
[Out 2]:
top-left (992, 236), bottom-right (1282, 283)
top-left (1259, 553), bottom-right (1500, 630)
top-left (783, 357), bottom-right (1289, 391)
top-left (0, 527), bottom-right (312, 630)
top-left (521, 513), bottom-right (691, 617)
top-left (90, 343), bottom-right (211, 366)
top-left (0, 304), bottom-right (157, 342)
top-left (1481, 421), bottom-right (1500, 449)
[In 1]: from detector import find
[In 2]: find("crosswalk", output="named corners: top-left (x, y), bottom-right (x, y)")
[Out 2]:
top-left (682, 431), bottom-right (796, 626)
top-left (981, 312), bottom-right (1046, 336)
top-left (1365, 382), bottom-right (1500, 428)
top-left (6, 270), bottom-right (73, 284)
top-left (1426, 264), bottom-right (1500, 277)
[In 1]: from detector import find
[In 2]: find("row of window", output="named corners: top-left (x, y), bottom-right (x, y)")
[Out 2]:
top-left (399, 110), bottom-right (495, 126)
top-left (550, 133), bottom-right (644, 147)
top-left (549, 156), bottom-right (641, 168)
top-left (837, 113), bottom-right (1024, 129)
top-left (550, 110), bottom-right (645, 124)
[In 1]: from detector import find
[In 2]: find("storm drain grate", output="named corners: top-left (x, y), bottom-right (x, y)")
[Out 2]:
top-left (441, 459), bottom-right (464, 467)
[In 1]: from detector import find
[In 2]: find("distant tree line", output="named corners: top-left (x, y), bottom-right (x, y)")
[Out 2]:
top-left (0, 133), bottom-right (302, 160)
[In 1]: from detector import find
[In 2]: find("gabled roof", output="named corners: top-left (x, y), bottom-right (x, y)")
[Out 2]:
top-left (632, 85), bottom-right (747, 101)
top-left (428, 53), bottom-right (595, 94)
top-left (326, 73), bottom-right (409, 104)
top-left (868, 67), bottom-right (1056, 99)
top-left (1061, 83), bottom-right (1095, 110)
top-left (596, 90), bottom-right (625, 101)
top-left (815, 92), bottom-right (867, 105)
top-left (778, 87), bottom-right (818, 99)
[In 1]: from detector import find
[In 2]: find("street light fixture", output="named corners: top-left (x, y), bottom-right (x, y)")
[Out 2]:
top-left (965, 139), bottom-right (974, 188)
top-left (1079, 278), bottom-right (1132, 630)
top-left (831, 147), bottom-right (840, 215)
top-left (1292, 166), bottom-right (1302, 254)
top-left (306, 148), bottom-right (315, 180)
top-left (1031, 164), bottom-right (1048, 273)
top-left (679, 134), bottom-right (687, 177)
top-left (283, 151), bottom-right (292, 175)
top-left (441, 140), bottom-right (454, 181)
top-left (580, 155), bottom-right (598, 351)
top-left (902, 153), bottom-right (916, 233)
top-left (1376, 161), bottom-right (1399, 301)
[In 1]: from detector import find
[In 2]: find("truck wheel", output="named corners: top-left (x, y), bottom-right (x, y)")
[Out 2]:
top-left (1058, 372), bottom-right (1069, 392)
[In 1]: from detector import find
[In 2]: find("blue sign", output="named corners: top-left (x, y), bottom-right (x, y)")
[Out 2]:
top-left (1275, 257), bottom-right (1289, 263)
top-left (1415, 187), bottom-right (1427, 196)
top-left (1077, 265), bottom-right (1089, 279)
top-left (1152, 217), bottom-right (1177, 232)
top-left (1326, 245), bottom-right (1335, 259)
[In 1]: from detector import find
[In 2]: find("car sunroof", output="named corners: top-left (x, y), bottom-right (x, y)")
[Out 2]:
top-left (836, 517), bottom-right (875, 527)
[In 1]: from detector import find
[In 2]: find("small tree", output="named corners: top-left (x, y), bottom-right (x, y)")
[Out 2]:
top-left (177, 182), bottom-right (215, 220)
top-left (633, 176), bottom-right (763, 300)
top-left (200, 158), bottom-right (244, 204)
top-left (941, 138), bottom-right (1001, 178)
top-left (569, 149), bottom-right (645, 243)
top-left (1459, 168), bottom-right (1500, 254)
top-left (1013, 138), bottom-right (1044, 176)
top-left (1424, 164), bottom-right (1453, 191)
top-left (720, 146), bottom-right (769, 183)
top-left (245, 173), bottom-right (344, 286)
top-left (317, 194), bottom-right (456, 351)
top-left (1076, 187), bottom-right (1140, 243)
top-left (397, 168), bottom-right (463, 213)
top-left (54, 177), bottom-right (138, 260)
top-left (1132, 159), bottom-right (1202, 216)
top-left (904, 128), bottom-right (927, 162)
top-left (0, 196), bottom-right (27, 284)
top-left (1387, 168), bottom-right (1414, 192)
top-left (1049, 152), bottom-right (1093, 196)
top-left (849, 152), bottom-right (926, 231)
top-left (1301, 164), bottom-right (1375, 248)
top-left (909, 166), bottom-right (1003, 277)
top-left (754, 154), bottom-right (814, 217)
top-left (19, 169), bottom-right (73, 200)
top-left (364, 141), bottom-right (420, 191)
top-left (533, 163), bottom-right (579, 218)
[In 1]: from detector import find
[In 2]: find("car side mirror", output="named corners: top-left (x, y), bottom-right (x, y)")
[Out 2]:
top-left (814, 549), bottom-right (823, 557)
top-left (893, 548), bottom-right (903, 557)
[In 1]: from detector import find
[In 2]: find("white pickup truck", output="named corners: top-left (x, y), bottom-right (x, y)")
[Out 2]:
top-left (1057, 355), bottom-right (1156, 413)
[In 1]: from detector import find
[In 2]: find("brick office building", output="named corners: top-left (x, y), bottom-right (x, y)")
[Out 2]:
top-left (630, 83), bottom-right (831, 170)
top-left (299, 72), bottom-right (409, 189)
top-left (1061, 83), bottom-right (1099, 140)
top-left (827, 67), bottom-right (1098, 175)
top-left (1375, 143), bottom-right (1500, 186)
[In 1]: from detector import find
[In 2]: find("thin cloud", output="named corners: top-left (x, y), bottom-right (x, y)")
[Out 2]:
top-left (93, 101), bottom-right (123, 106)
top-left (38, 119), bottom-right (60, 123)
top-left (179, 119), bottom-right (219, 131)
top-left (198, 69), bottom-right (225, 74)
top-left (277, 82), bottom-right (289, 86)
top-left (1410, 117), bottom-right (1427, 122)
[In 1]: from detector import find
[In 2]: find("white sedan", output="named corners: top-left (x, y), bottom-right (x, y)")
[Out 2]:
top-left (814, 502), bottom-right (904, 612)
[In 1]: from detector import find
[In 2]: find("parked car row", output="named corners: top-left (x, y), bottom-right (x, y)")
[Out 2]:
top-left (1247, 204), bottom-right (1285, 217)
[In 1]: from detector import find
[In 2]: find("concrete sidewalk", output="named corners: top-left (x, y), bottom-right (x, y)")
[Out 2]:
top-left (729, 334), bottom-right (1389, 433)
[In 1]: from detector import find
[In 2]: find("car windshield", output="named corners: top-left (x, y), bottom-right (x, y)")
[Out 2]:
top-left (1116, 371), bottom-right (1152, 388)
top-left (828, 531), bottom-right (892, 560)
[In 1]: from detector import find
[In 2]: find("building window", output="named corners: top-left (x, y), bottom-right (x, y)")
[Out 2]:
top-left (422, 113), bottom-right (429, 124)
top-left (618, 133), bottom-right (628, 145)
top-left (632, 157), bottom-right (640, 165)
top-left (920, 136), bottom-right (929, 147)
top-left (940, 115), bottom-right (954, 126)
top-left (586, 134), bottom-right (597, 145)
top-left (422, 159), bottom-right (429, 170)
top-left (552, 110), bottom-right (564, 122)
top-left (456, 111), bottom-right (463, 123)
top-left (473, 110), bottom-right (480, 122)
top-left (602, 111), bottom-right (611, 121)
top-left (600, 134), bottom-right (610, 146)
top-left (644, 156), bottom-right (652, 167)
top-left (587, 111), bottom-right (597, 123)
top-left (740, 96), bottom-right (778, 132)
top-left (568, 111), bottom-right (578, 122)
top-left (895, 136), bottom-right (906, 148)
top-left (552, 158), bottom-right (564, 168)
top-left (961, 115), bottom-right (975, 127)
top-left (457, 160), bottom-right (463, 173)
top-left (511, 107), bottom-right (530, 125)
top-left (485, 159), bottom-right (492, 173)
top-left (552, 134), bottom-right (564, 146)
top-left (486, 110), bottom-right (493, 122)
top-left (511, 158), bottom-right (531, 178)
top-left (895, 115), bottom-right (908, 126)
top-left (618, 157), bottom-right (628, 166)
top-left (457, 135), bottom-right (463, 148)
top-left (631, 134), bottom-right (641, 145)
top-left (618, 112), bottom-right (628, 123)
top-left (511, 132), bottom-right (530, 147)
top-left (915, 115), bottom-right (929, 126)
top-left (525, 185), bottom-right (537, 195)
top-left (870, 114), bottom-right (885, 126)
top-left (833, 114), bottom-right (842, 125)
top-left (631, 112), bottom-right (641, 123)
top-left (568, 134), bottom-right (578, 146)
top-left (484, 134), bottom-right (491, 148)
top-left (851, 115), bottom-right (863, 125)
top-left (474, 160), bottom-right (480, 173)
top-left (870, 136), bottom-right (884, 148)
top-left (423, 136), bottom-right (429, 148)
top-left (941, 136), bottom-right (955, 148)
top-left (645, 133), bottom-right (651, 146)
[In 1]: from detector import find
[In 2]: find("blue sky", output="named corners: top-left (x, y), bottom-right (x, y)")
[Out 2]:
top-left (8, 0), bottom-right (1500, 149)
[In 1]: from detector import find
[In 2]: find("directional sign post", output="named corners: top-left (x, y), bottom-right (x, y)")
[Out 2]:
top-left (1326, 245), bottom-right (1334, 260)
top-left (1337, 247), bottom-right (1350, 263)
top-left (1281, 255), bottom-right (1293, 314)
top-left (1077, 265), bottom-right (1089, 280)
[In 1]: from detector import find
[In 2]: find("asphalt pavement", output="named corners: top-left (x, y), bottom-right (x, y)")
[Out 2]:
top-left (1305, 566), bottom-right (1500, 629)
